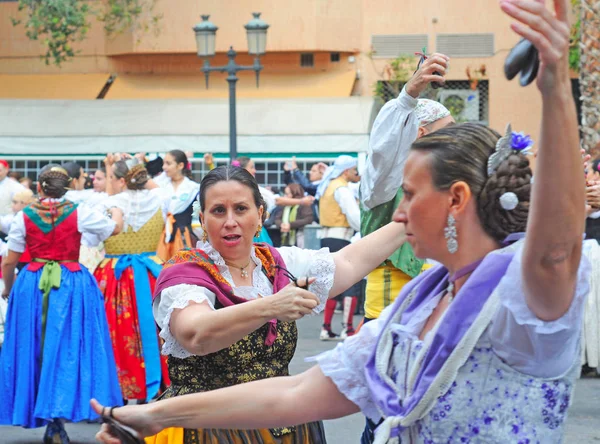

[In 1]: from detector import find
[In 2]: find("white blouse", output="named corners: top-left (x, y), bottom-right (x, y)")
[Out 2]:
top-left (154, 174), bottom-right (199, 216)
top-left (100, 188), bottom-right (166, 232)
top-left (7, 198), bottom-right (116, 252)
top-left (153, 240), bottom-right (336, 358)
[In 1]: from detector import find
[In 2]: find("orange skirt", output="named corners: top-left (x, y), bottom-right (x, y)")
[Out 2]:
top-left (146, 421), bottom-right (326, 444)
top-left (156, 214), bottom-right (196, 262)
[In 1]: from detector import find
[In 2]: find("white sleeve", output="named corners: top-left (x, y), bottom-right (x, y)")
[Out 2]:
top-left (334, 187), bottom-right (360, 232)
top-left (152, 283), bottom-right (217, 358)
top-left (308, 303), bottom-right (395, 421)
top-left (6, 211), bottom-right (26, 253)
top-left (260, 187), bottom-right (277, 213)
top-left (77, 205), bottom-right (116, 245)
top-left (588, 210), bottom-right (600, 219)
top-left (276, 246), bottom-right (336, 313)
top-left (0, 214), bottom-right (14, 235)
top-left (360, 87), bottom-right (419, 210)
top-left (488, 240), bottom-right (591, 378)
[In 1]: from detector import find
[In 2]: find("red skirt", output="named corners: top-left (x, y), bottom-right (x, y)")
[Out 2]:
top-left (94, 260), bottom-right (170, 400)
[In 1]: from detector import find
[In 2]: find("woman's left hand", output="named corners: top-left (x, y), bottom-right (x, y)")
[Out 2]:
top-left (500, 0), bottom-right (571, 93)
top-left (280, 222), bottom-right (291, 233)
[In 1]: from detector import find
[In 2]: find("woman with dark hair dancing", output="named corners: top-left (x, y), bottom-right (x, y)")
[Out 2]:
top-left (94, 1), bottom-right (590, 442)
top-left (94, 159), bottom-right (171, 404)
top-left (155, 150), bottom-right (199, 262)
top-left (0, 165), bottom-right (125, 443)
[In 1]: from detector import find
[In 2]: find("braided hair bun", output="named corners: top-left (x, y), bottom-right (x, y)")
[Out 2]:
top-left (125, 164), bottom-right (149, 190)
top-left (477, 153), bottom-right (532, 243)
top-left (38, 165), bottom-right (70, 198)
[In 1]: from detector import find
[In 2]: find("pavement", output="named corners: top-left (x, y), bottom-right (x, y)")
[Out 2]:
top-left (1, 314), bottom-right (599, 443)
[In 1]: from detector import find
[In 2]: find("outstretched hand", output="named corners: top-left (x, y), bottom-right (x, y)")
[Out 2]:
top-left (500, 0), bottom-right (571, 93)
top-left (91, 399), bottom-right (160, 443)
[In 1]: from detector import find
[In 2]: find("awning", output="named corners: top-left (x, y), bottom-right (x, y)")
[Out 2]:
top-left (106, 70), bottom-right (357, 99)
top-left (0, 97), bottom-right (375, 155)
top-left (0, 74), bottom-right (111, 99)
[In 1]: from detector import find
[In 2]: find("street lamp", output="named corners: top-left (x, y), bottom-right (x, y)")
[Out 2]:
top-left (193, 13), bottom-right (269, 161)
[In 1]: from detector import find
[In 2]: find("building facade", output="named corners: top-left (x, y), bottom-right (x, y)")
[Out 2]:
top-left (0, 0), bottom-right (567, 188)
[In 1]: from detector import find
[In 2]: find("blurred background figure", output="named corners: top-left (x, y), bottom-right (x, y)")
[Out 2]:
top-left (0, 159), bottom-right (26, 216)
top-left (316, 155), bottom-right (361, 340)
top-left (274, 184), bottom-right (314, 248)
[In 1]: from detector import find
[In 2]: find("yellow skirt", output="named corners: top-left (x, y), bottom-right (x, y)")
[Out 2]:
top-left (364, 263), bottom-right (433, 320)
top-left (146, 421), bottom-right (325, 444)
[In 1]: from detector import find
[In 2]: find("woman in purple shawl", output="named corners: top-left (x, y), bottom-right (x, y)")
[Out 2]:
top-left (92, 1), bottom-right (589, 443)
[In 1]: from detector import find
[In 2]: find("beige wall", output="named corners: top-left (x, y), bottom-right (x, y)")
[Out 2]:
top-left (0, 0), bottom-right (555, 142)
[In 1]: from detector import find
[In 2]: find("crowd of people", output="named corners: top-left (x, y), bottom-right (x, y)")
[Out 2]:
top-left (0, 1), bottom-right (598, 443)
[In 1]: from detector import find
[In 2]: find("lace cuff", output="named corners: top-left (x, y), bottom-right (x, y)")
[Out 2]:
top-left (157, 284), bottom-right (216, 359)
top-left (306, 247), bottom-right (336, 315)
top-left (497, 241), bottom-right (591, 335)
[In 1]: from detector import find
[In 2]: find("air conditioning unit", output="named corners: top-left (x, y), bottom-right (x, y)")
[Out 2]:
top-left (437, 89), bottom-right (480, 122)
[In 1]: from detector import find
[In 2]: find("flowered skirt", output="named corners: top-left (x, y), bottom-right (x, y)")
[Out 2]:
top-left (0, 265), bottom-right (122, 428)
top-left (95, 255), bottom-right (170, 401)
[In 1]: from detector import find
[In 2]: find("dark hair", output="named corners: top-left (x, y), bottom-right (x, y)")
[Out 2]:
top-left (592, 158), bottom-right (600, 175)
top-left (236, 156), bottom-right (252, 170)
top-left (167, 150), bottom-right (192, 179)
top-left (411, 123), bottom-right (532, 243)
top-left (286, 183), bottom-right (305, 199)
top-left (38, 164), bottom-right (70, 198)
top-left (112, 160), bottom-right (149, 190)
top-left (199, 165), bottom-right (267, 223)
top-left (124, 164), bottom-right (149, 190)
top-left (61, 161), bottom-right (82, 180)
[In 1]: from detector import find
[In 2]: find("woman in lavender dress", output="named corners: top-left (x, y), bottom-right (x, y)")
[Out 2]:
top-left (92, 1), bottom-right (590, 442)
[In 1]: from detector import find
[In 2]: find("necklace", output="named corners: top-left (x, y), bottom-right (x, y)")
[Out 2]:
top-left (446, 258), bottom-right (484, 302)
top-left (224, 259), bottom-right (252, 278)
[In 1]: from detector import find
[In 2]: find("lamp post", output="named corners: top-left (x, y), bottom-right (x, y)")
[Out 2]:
top-left (193, 13), bottom-right (269, 161)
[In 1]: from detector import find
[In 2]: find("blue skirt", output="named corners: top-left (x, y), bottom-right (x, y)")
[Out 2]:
top-left (0, 265), bottom-right (123, 428)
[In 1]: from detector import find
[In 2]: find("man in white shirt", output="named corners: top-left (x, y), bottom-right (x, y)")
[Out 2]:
top-left (0, 160), bottom-right (26, 217)
top-left (316, 155), bottom-right (361, 340)
top-left (359, 53), bottom-right (454, 326)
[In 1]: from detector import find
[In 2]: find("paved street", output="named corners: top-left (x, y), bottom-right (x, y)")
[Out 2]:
top-left (2, 314), bottom-right (599, 443)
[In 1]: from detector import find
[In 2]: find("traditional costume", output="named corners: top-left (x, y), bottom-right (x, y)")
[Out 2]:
top-left (154, 175), bottom-right (199, 262)
top-left (0, 198), bottom-right (122, 430)
top-left (317, 155), bottom-right (361, 339)
top-left (360, 89), bottom-right (450, 321)
top-left (148, 240), bottom-right (334, 443)
top-left (312, 239), bottom-right (591, 443)
top-left (94, 188), bottom-right (170, 401)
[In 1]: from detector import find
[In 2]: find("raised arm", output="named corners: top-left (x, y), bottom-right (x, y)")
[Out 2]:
top-left (360, 54), bottom-right (448, 210)
top-left (502, 0), bottom-right (584, 320)
top-left (329, 221), bottom-right (406, 297)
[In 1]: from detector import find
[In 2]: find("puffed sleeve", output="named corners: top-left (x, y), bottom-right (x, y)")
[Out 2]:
top-left (276, 246), bottom-right (335, 313)
top-left (152, 283), bottom-right (218, 358)
top-left (6, 211), bottom-right (26, 253)
top-left (77, 205), bottom-right (116, 246)
top-left (308, 304), bottom-right (394, 421)
top-left (360, 87), bottom-right (419, 210)
top-left (489, 240), bottom-right (591, 378)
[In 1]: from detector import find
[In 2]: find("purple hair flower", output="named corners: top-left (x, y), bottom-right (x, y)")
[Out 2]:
top-left (511, 132), bottom-right (534, 153)
top-left (231, 160), bottom-right (241, 167)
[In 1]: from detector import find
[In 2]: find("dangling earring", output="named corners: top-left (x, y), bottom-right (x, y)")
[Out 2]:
top-left (444, 214), bottom-right (458, 254)
top-left (255, 224), bottom-right (262, 238)
top-left (201, 230), bottom-right (208, 243)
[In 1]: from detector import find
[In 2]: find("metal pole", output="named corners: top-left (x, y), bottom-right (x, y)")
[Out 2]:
top-left (227, 73), bottom-right (238, 161)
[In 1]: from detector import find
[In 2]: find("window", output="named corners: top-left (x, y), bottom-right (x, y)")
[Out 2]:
top-left (300, 53), bottom-right (314, 68)
top-left (4, 157), bottom-right (334, 195)
top-left (374, 80), bottom-right (490, 125)
top-left (330, 52), bottom-right (340, 62)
